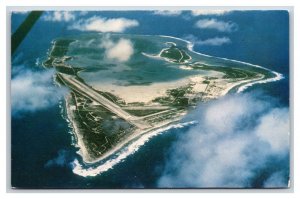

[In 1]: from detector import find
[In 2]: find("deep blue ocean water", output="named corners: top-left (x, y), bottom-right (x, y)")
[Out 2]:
top-left (11, 10), bottom-right (289, 188)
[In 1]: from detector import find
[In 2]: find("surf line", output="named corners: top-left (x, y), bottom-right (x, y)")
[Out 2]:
top-left (71, 121), bottom-right (197, 177)
top-left (158, 35), bottom-right (284, 91)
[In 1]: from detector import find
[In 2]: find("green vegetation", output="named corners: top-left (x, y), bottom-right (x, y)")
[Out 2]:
top-left (42, 34), bottom-right (276, 162)
top-left (144, 109), bottom-right (182, 124)
top-left (43, 39), bottom-right (75, 69)
top-left (55, 66), bottom-right (77, 75)
top-left (153, 86), bottom-right (192, 108)
top-left (191, 63), bottom-right (259, 79)
top-left (50, 39), bottom-right (75, 57)
top-left (95, 90), bottom-right (126, 106)
top-left (127, 102), bottom-right (145, 106)
top-left (160, 45), bottom-right (191, 63)
top-left (43, 57), bottom-right (54, 68)
top-left (69, 92), bottom-right (136, 159)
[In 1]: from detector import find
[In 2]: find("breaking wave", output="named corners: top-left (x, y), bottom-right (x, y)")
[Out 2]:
top-left (159, 35), bottom-right (284, 92)
top-left (71, 121), bottom-right (197, 177)
top-left (237, 71), bottom-right (284, 93)
top-left (69, 34), bottom-right (284, 178)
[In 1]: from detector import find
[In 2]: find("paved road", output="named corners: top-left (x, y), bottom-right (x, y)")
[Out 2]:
top-left (122, 106), bottom-right (169, 111)
top-left (58, 73), bottom-right (152, 130)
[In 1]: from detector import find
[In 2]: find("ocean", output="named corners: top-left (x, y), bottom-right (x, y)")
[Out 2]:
top-left (11, 10), bottom-right (289, 188)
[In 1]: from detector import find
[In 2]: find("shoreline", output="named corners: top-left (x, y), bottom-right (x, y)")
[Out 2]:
top-left (61, 33), bottom-right (285, 175)
top-left (66, 72), bottom-right (265, 166)
top-left (158, 34), bottom-right (284, 90)
top-left (71, 109), bottom-right (185, 164)
top-left (68, 72), bottom-right (269, 177)
top-left (92, 77), bottom-right (191, 104)
top-left (65, 69), bottom-right (280, 167)
top-left (65, 94), bottom-right (93, 163)
top-left (220, 74), bottom-right (265, 96)
top-left (72, 120), bottom-right (197, 177)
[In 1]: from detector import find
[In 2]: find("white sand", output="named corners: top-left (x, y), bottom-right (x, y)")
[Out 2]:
top-left (189, 76), bottom-right (204, 82)
top-left (179, 65), bottom-right (193, 70)
top-left (192, 83), bottom-right (207, 93)
top-left (92, 75), bottom-right (219, 104)
top-left (93, 78), bottom-right (190, 104)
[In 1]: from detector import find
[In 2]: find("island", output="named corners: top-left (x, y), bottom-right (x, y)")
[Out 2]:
top-left (43, 33), bottom-right (279, 164)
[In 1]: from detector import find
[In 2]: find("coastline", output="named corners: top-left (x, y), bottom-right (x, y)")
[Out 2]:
top-left (61, 34), bottom-right (285, 176)
top-left (70, 110), bottom-right (186, 164)
top-left (159, 34), bottom-right (284, 90)
top-left (66, 71), bottom-right (265, 167)
top-left (92, 78), bottom-right (191, 104)
top-left (68, 71), bottom-right (268, 177)
top-left (65, 94), bottom-right (93, 163)
top-left (72, 120), bottom-right (197, 177)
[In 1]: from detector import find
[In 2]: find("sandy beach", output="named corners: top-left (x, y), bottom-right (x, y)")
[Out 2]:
top-left (92, 77), bottom-right (194, 104)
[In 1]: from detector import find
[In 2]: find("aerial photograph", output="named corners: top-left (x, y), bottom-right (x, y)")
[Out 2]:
top-left (10, 9), bottom-right (290, 189)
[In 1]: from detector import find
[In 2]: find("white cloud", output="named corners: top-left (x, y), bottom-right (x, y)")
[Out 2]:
top-left (255, 108), bottom-right (290, 153)
top-left (191, 10), bottom-right (231, 16)
top-left (100, 35), bottom-right (134, 62)
top-left (196, 37), bottom-right (231, 46)
top-left (184, 35), bottom-right (231, 46)
top-left (195, 18), bottom-right (237, 32)
top-left (11, 68), bottom-right (66, 116)
top-left (106, 39), bottom-right (134, 62)
top-left (69, 16), bottom-right (139, 32)
top-left (153, 10), bottom-right (182, 16)
top-left (158, 93), bottom-right (290, 188)
top-left (263, 171), bottom-right (289, 188)
top-left (42, 11), bottom-right (76, 22)
top-left (204, 95), bottom-right (248, 133)
top-left (45, 150), bottom-right (71, 168)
